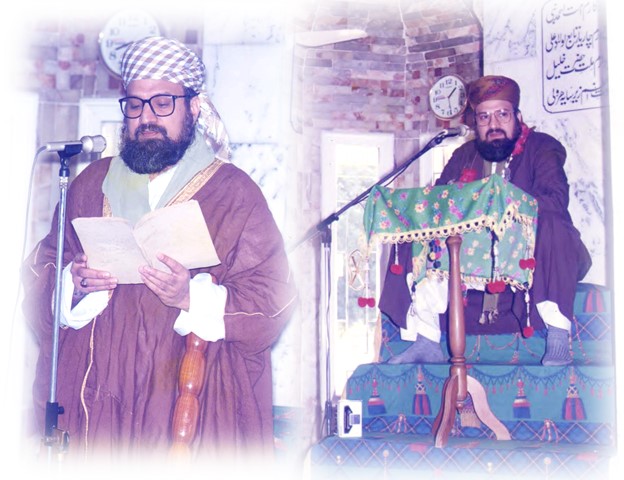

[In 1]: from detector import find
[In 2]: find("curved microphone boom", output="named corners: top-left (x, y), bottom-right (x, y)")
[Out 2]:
top-left (44, 135), bottom-right (107, 155)
top-left (440, 124), bottom-right (470, 138)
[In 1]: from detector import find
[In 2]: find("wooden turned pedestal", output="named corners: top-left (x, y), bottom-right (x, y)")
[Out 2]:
top-left (432, 235), bottom-right (511, 448)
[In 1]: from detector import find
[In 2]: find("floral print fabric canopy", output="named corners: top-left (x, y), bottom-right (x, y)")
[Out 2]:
top-left (363, 174), bottom-right (539, 290)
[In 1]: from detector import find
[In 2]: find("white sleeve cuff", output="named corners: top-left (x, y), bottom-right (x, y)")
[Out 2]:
top-left (61, 264), bottom-right (109, 329)
top-left (536, 300), bottom-right (571, 331)
top-left (173, 273), bottom-right (227, 342)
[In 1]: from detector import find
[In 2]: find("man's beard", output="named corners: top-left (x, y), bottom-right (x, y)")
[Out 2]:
top-left (475, 121), bottom-right (522, 162)
top-left (119, 111), bottom-right (196, 174)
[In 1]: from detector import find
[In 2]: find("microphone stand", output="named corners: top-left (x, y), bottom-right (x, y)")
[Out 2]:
top-left (294, 130), bottom-right (457, 439)
top-left (43, 144), bottom-right (83, 461)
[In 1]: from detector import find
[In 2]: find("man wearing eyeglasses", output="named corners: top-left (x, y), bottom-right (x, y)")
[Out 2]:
top-left (383, 75), bottom-right (591, 367)
top-left (22, 37), bottom-right (297, 464)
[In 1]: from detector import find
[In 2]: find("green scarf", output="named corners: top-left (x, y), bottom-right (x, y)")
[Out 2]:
top-left (102, 131), bottom-right (216, 225)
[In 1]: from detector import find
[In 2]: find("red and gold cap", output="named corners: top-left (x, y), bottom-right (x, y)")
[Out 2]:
top-left (468, 75), bottom-right (520, 110)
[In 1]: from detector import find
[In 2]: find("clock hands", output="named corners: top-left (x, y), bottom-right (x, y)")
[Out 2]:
top-left (447, 87), bottom-right (457, 110)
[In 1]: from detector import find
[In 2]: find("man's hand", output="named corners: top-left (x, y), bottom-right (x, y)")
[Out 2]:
top-left (139, 253), bottom-right (191, 310)
top-left (71, 253), bottom-right (118, 294)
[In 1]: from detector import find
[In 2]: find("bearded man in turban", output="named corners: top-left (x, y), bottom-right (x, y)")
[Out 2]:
top-left (22, 37), bottom-right (297, 465)
top-left (382, 75), bottom-right (591, 367)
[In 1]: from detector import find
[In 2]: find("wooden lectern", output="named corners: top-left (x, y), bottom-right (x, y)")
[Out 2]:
top-left (363, 175), bottom-right (538, 447)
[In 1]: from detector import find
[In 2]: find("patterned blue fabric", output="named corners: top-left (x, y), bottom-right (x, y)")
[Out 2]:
top-left (346, 363), bottom-right (615, 427)
top-left (308, 282), bottom-right (616, 478)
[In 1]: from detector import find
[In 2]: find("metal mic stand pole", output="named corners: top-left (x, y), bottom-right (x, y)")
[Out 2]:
top-left (312, 131), bottom-right (450, 439)
top-left (43, 145), bottom-right (82, 463)
top-left (318, 224), bottom-right (333, 438)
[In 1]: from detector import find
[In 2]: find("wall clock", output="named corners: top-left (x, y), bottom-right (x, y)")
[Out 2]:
top-left (428, 74), bottom-right (468, 120)
top-left (99, 9), bottom-right (161, 77)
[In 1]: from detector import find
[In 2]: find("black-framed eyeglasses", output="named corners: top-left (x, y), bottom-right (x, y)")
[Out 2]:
top-left (118, 94), bottom-right (194, 119)
top-left (474, 109), bottom-right (515, 126)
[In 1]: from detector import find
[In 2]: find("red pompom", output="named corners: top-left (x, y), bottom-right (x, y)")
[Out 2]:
top-left (390, 264), bottom-right (404, 275)
top-left (519, 258), bottom-right (536, 270)
top-left (358, 297), bottom-right (377, 308)
top-left (486, 280), bottom-right (506, 293)
top-left (522, 326), bottom-right (534, 338)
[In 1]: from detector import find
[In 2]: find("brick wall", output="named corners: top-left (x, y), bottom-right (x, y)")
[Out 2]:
top-left (292, 0), bottom-right (482, 250)
top-left (295, 0), bottom-right (481, 164)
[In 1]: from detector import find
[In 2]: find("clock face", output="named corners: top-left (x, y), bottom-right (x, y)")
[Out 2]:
top-left (429, 75), bottom-right (468, 120)
top-left (99, 10), bottom-right (161, 77)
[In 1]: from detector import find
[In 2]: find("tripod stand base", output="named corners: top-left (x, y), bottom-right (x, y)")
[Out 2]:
top-left (42, 427), bottom-right (70, 458)
top-left (433, 374), bottom-right (510, 448)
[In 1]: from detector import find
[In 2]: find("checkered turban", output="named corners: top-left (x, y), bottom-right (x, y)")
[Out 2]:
top-left (468, 75), bottom-right (521, 110)
top-left (120, 36), bottom-right (231, 159)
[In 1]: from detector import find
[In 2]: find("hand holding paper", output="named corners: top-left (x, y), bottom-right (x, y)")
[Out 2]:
top-left (72, 200), bottom-right (220, 284)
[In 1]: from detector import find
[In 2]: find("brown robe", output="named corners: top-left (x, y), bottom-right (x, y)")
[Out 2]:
top-left (22, 156), bottom-right (297, 464)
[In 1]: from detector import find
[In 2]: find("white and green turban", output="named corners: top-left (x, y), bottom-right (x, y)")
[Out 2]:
top-left (120, 36), bottom-right (231, 160)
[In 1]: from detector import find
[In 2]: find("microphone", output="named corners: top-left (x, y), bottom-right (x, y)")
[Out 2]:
top-left (44, 135), bottom-right (107, 154)
top-left (440, 124), bottom-right (470, 138)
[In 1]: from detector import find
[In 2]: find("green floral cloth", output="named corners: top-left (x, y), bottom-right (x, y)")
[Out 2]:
top-left (364, 174), bottom-right (538, 290)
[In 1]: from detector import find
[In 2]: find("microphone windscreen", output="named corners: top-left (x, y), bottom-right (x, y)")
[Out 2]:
top-left (81, 135), bottom-right (107, 154)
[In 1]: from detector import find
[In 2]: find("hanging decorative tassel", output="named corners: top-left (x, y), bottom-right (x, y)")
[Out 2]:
top-left (479, 292), bottom-right (499, 325)
top-left (412, 366), bottom-right (431, 416)
top-left (390, 242), bottom-right (403, 275)
top-left (562, 368), bottom-right (586, 421)
top-left (486, 235), bottom-right (505, 294)
top-left (357, 255), bottom-right (376, 308)
top-left (522, 288), bottom-right (534, 338)
top-left (539, 419), bottom-right (561, 443)
top-left (513, 377), bottom-right (531, 418)
top-left (367, 377), bottom-right (387, 415)
top-left (519, 248), bottom-right (536, 337)
top-left (428, 239), bottom-right (442, 269)
top-left (459, 395), bottom-right (481, 428)
top-left (389, 413), bottom-right (408, 433)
